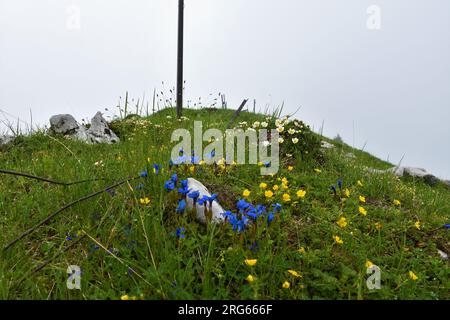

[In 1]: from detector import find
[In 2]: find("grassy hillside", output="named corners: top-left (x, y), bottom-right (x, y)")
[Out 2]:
top-left (0, 108), bottom-right (449, 300)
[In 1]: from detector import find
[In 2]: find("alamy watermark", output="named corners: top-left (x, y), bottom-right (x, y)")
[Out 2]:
top-left (367, 5), bottom-right (382, 30)
top-left (171, 121), bottom-right (280, 175)
top-left (67, 265), bottom-right (81, 290)
top-left (366, 265), bottom-right (381, 290)
top-left (66, 5), bottom-right (81, 31)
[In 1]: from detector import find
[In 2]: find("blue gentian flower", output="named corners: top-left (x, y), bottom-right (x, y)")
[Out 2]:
top-left (169, 159), bottom-right (174, 169)
top-left (164, 180), bottom-right (175, 191)
top-left (198, 195), bottom-right (209, 206)
top-left (176, 199), bottom-right (186, 214)
top-left (178, 186), bottom-right (190, 195)
top-left (444, 224), bottom-right (450, 229)
top-left (176, 227), bottom-right (186, 239)
top-left (179, 148), bottom-right (184, 156)
top-left (245, 208), bottom-right (258, 221)
top-left (256, 205), bottom-right (266, 215)
top-left (140, 170), bottom-right (149, 178)
top-left (222, 211), bottom-right (233, 219)
top-left (208, 194), bottom-right (218, 206)
top-left (191, 151), bottom-right (200, 164)
top-left (153, 164), bottom-right (160, 175)
top-left (177, 155), bottom-right (188, 164)
top-left (171, 173), bottom-right (178, 184)
top-left (188, 190), bottom-right (201, 204)
top-left (191, 156), bottom-right (200, 164)
top-left (237, 199), bottom-right (250, 212)
top-left (330, 185), bottom-right (337, 195)
top-left (237, 216), bottom-right (249, 233)
top-left (272, 203), bottom-right (282, 213)
top-left (337, 179), bottom-right (343, 189)
top-left (264, 161), bottom-right (271, 168)
top-left (267, 212), bottom-right (275, 226)
top-left (181, 180), bottom-right (188, 188)
top-left (226, 213), bottom-right (239, 231)
top-left (205, 149), bottom-right (216, 159)
top-left (135, 183), bottom-right (145, 190)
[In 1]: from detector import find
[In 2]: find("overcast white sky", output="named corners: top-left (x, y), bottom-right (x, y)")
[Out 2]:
top-left (1, 0), bottom-right (449, 179)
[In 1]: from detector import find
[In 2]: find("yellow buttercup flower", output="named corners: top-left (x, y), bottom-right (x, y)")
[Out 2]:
top-left (344, 188), bottom-right (351, 198)
top-left (357, 180), bottom-right (364, 187)
top-left (189, 166), bottom-right (195, 173)
top-left (258, 162), bottom-right (264, 167)
top-left (365, 260), bottom-right (374, 268)
top-left (265, 190), bottom-right (274, 199)
top-left (272, 185), bottom-right (280, 191)
top-left (314, 168), bottom-right (322, 173)
top-left (359, 206), bottom-right (367, 216)
top-left (259, 182), bottom-right (268, 190)
top-left (336, 217), bottom-right (347, 228)
top-left (298, 247), bottom-right (306, 254)
top-left (393, 199), bottom-right (401, 206)
top-left (139, 197), bottom-right (151, 205)
top-left (359, 195), bottom-right (366, 203)
top-left (333, 235), bottom-right (344, 245)
top-left (296, 190), bottom-right (306, 199)
top-left (281, 177), bottom-right (288, 185)
top-left (282, 193), bottom-right (291, 202)
top-left (287, 270), bottom-right (302, 278)
top-left (121, 295), bottom-right (129, 301)
top-left (282, 183), bottom-right (289, 190)
top-left (245, 259), bottom-right (257, 267)
top-left (243, 189), bottom-right (251, 198)
top-left (246, 275), bottom-right (255, 283)
top-left (409, 271), bottom-right (418, 281)
top-left (288, 166), bottom-right (294, 171)
top-left (199, 160), bottom-right (206, 166)
top-left (282, 281), bottom-right (291, 289)
top-left (414, 220), bottom-right (421, 230)
top-left (374, 222), bottom-right (382, 231)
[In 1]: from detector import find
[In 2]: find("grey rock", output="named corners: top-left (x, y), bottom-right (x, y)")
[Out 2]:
top-left (321, 141), bottom-right (335, 150)
top-left (423, 174), bottom-right (440, 187)
top-left (0, 135), bottom-right (14, 146)
top-left (49, 114), bottom-right (80, 135)
top-left (85, 112), bottom-right (120, 144)
top-left (185, 178), bottom-right (225, 224)
top-left (365, 167), bottom-right (388, 175)
top-left (403, 167), bottom-right (429, 178)
top-left (345, 152), bottom-right (356, 159)
top-left (48, 112), bottom-right (120, 145)
top-left (437, 249), bottom-right (448, 260)
top-left (369, 165), bottom-right (446, 188)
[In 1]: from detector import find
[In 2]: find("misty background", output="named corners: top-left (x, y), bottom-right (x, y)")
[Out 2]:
top-left (0, 0), bottom-right (449, 179)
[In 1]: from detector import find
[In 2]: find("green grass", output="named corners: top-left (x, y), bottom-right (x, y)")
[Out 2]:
top-left (0, 107), bottom-right (449, 300)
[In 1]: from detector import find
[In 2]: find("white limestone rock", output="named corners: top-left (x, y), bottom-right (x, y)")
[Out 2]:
top-left (85, 112), bottom-right (120, 144)
top-left (0, 135), bottom-right (14, 146)
top-left (321, 141), bottom-right (335, 150)
top-left (49, 114), bottom-right (80, 135)
top-left (185, 178), bottom-right (225, 224)
top-left (49, 112), bottom-right (119, 144)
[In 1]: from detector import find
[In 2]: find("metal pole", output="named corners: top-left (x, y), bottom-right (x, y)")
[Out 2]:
top-left (176, 0), bottom-right (184, 118)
